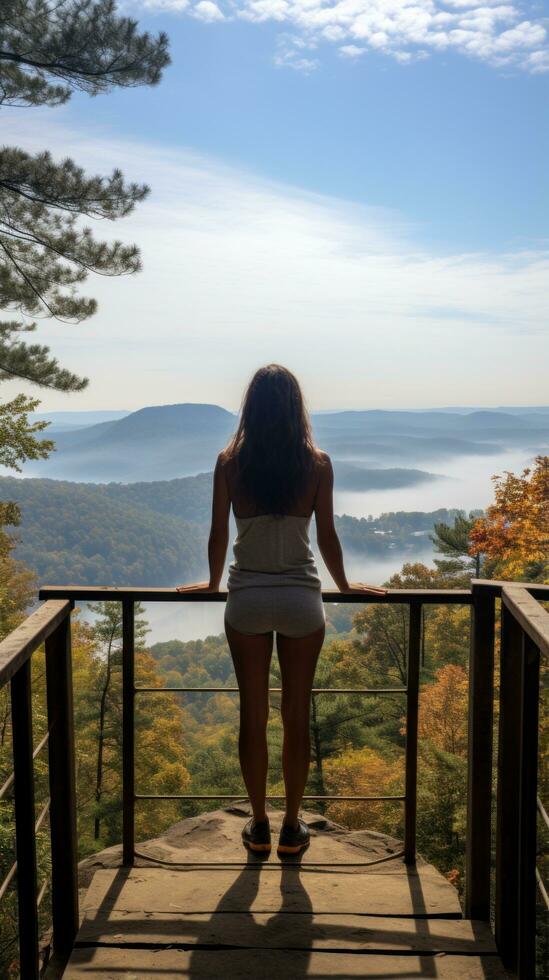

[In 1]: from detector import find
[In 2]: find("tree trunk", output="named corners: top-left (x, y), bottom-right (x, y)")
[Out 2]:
top-left (311, 693), bottom-right (325, 806)
top-left (94, 627), bottom-right (116, 841)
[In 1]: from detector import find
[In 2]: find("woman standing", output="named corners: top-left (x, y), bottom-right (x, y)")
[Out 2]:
top-left (177, 364), bottom-right (386, 856)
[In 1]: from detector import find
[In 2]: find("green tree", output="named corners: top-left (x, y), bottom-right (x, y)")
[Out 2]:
top-left (431, 511), bottom-right (484, 581)
top-left (0, 1), bottom-right (170, 464)
top-left (0, 503), bottom-right (35, 637)
top-left (0, 517), bottom-right (43, 976)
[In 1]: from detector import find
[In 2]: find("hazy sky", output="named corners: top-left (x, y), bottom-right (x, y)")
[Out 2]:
top-left (3, 1), bottom-right (548, 412)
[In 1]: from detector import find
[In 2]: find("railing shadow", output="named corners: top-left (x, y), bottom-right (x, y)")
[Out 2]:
top-left (71, 852), bottom-right (494, 978)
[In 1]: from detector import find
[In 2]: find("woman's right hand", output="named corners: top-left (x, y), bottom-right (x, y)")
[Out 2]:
top-left (342, 582), bottom-right (388, 595)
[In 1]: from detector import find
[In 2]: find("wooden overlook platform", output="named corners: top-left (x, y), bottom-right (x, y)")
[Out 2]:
top-left (0, 581), bottom-right (546, 978)
top-left (59, 806), bottom-right (509, 979)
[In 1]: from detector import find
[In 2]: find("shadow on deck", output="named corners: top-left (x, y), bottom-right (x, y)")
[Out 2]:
top-left (57, 806), bottom-right (510, 979)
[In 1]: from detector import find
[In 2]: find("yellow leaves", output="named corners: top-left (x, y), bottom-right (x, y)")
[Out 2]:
top-left (470, 455), bottom-right (549, 582)
top-left (324, 746), bottom-right (404, 832)
top-left (417, 664), bottom-right (468, 757)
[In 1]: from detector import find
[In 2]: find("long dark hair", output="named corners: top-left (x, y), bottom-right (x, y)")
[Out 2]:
top-left (222, 364), bottom-right (319, 516)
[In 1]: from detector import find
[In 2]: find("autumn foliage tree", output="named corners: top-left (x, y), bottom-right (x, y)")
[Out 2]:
top-left (413, 664), bottom-right (469, 881)
top-left (469, 455), bottom-right (549, 582)
top-left (324, 747), bottom-right (404, 832)
top-left (417, 664), bottom-right (468, 757)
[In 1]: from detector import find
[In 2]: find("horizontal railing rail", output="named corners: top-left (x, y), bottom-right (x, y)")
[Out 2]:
top-left (38, 585), bottom-right (474, 603)
top-left (0, 599), bottom-right (72, 687)
top-left (0, 579), bottom-right (546, 977)
top-left (135, 685), bottom-right (408, 693)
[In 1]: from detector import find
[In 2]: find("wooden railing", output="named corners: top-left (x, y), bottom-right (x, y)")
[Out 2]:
top-left (0, 600), bottom-right (78, 979)
top-left (0, 581), bottom-right (546, 977)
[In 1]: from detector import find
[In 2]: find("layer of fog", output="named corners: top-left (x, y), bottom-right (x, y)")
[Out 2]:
top-left (334, 447), bottom-right (538, 517)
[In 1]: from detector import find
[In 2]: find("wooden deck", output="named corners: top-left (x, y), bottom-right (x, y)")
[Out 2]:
top-left (59, 806), bottom-right (511, 978)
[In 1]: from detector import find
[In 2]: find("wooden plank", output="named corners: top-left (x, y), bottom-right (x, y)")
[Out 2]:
top-left (495, 603), bottom-right (522, 968)
top-left (10, 660), bottom-right (39, 979)
top-left (45, 614), bottom-right (79, 956)
top-left (502, 585), bottom-right (549, 658)
top-left (122, 600), bottom-right (135, 866)
top-left (63, 946), bottom-right (512, 979)
top-left (465, 585), bottom-right (495, 920)
top-left (471, 579), bottom-right (549, 601)
top-left (81, 867), bottom-right (463, 917)
top-left (517, 633), bottom-right (540, 980)
top-left (404, 602), bottom-right (421, 863)
top-left (0, 599), bottom-right (71, 687)
top-left (77, 909), bottom-right (498, 953)
top-left (38, 585), bottom-right (472, 605)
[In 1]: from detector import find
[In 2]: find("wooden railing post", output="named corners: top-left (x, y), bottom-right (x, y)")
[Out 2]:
top-left (45, 609), bottom-right (79, 957)
top-left (11, 660), bottom-right (39, 979)
top-left (517, 633), bottom-right (540, 979)
top-left (465, 583), bottom-right (495, 920)
top-left (404, 601), bottom-right (422, 864)
top-left (122, 600), bottom-right (135, 865)
top-left (495, 602), bottom-right (522, 967)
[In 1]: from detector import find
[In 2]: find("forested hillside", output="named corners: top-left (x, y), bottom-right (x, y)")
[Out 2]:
top-left (0, 473), bottom-right (464, 585)
top-left (0, 477), bottom-right (205, 585)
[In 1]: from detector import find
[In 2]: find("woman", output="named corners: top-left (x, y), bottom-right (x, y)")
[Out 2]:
top-left (177, 364), bottom-right (386, 856)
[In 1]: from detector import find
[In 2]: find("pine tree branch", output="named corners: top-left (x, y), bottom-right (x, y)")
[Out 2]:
top-left (0, 357), bottom-right (86, 390)
top-left (0, 49), bottom-right (143, 78)
top-left (0, 239), bottom-right (57, 317)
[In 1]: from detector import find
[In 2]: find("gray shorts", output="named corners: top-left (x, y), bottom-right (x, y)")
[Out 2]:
top-left (224, 586), bottom-right (326, 638)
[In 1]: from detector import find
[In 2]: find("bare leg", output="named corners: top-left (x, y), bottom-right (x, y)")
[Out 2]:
top-left (225, 619), bottom-right (274, 822)
top-left (277, 624), bottom-right (325, 828)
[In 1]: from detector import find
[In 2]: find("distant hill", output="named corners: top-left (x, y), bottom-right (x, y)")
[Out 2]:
top-left (332, 462), bottom-right (441, 491)
top-left (22, 404), bottom-right (237, 482)
top-left (31, 410), bottom-right (130, 433)
top-left (10, 403), bottom-right (548, 483)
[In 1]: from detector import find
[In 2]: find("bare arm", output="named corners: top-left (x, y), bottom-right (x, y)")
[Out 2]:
top-left (314, 453), bottom-right (350, 591)
top-left (176, 454), bottom-right (230, 592)
top-left (207, 454), bottom-right (230, 589)
top-left (314, 453), bottom-right (387, 595)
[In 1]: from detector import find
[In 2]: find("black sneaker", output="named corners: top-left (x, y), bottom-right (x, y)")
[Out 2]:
top-left (277, 818), bottom-right (310, 856)
top-left (242, 816), bottom-right (271, 853)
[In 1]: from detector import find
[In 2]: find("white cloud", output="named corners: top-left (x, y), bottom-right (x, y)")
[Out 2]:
top-left (142, 0), bottom-right (189, 9)
top-left (339, 43), bottom-right (365, 57)
top-left (192, 0), bottom-right (224, 20)
top-left (1, 112), bottom-right (548, 410)
top-left (138, 0), bottom-right (549, 73)
top-left (274, 33), bottom-right (319, 70)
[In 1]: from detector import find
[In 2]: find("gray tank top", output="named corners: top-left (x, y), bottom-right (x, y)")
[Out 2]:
top-left (227, 513), bottom-right (321, 591)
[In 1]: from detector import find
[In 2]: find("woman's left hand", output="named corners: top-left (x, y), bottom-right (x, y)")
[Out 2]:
top-left (175, 581), bottom-right (218, 593)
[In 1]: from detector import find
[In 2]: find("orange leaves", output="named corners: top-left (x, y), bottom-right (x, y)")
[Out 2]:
top-left (469, 455), bottom-right (549, 582)
top-left (417, 664), bottom-right (468, 757)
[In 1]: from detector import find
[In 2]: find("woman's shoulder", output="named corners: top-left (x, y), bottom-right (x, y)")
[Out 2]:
top-left (312, 448), bottom-right (331, 470)
top-left (217, 450), bottom-right (240, 491)
top-left (217, 448), bottom-right (234, 471)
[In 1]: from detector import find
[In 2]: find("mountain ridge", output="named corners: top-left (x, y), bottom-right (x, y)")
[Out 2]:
top-left (8, 402), bottom-right (548, 484)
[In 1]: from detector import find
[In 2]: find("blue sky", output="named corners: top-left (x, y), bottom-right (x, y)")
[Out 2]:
top-left (82, 8), bottom-right (548, 253)
top-left (3, 1), bottom-right (548, 411)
